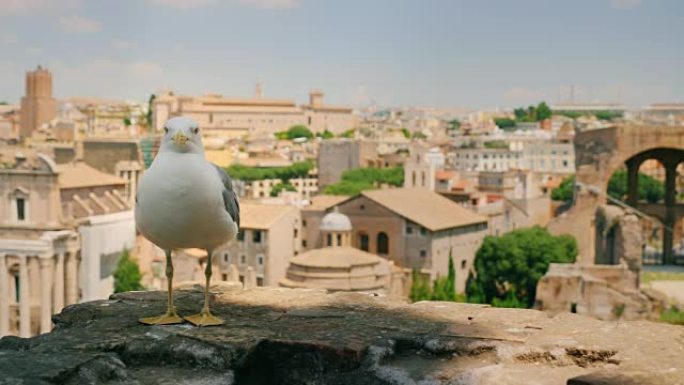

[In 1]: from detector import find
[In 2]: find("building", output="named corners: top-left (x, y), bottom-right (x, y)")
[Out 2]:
top-left (301, 195), bottom-right (351, 251)
top-left (151, 88), bottom-right (357, 138)
top-left (280, 208), bottom-right (407, 298)
top-left (403, 142), bottom-right (445, 190)
top-left (449, 138), bottom-right (574, 174)
top-left (216, 203), bottom-right (300, 286)
top-left (331, 188), bottom-right (488, 293)
top-left (317, 138), bottom-right (409, 188)
top-left (0, 154), bottom-right (135, 337)
top-left (20, 66), bottom-right (58, 139)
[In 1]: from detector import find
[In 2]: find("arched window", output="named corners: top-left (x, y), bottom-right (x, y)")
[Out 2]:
top-left (359, 233), bottom-right (369, 251)
top-left (327, 233), bottom-right (332, 246)
top-left (412, 171), bottom-right (416, 186)
top-left (377, 232), bottom-right (389, 254)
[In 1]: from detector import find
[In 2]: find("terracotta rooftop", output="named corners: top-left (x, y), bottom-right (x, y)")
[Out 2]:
top-left (240, 203), bottom-right (296, 230)
top-left (361, 188), bottom-right (487, 232)
top-left (304, 195), bottom-right (349, 211)
top-left (288, 246), bottom-right (382, 269)
top-left (56, 162), bottom-right (127, 189)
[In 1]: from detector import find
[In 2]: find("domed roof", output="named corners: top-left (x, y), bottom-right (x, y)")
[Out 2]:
top-left (320, 206), bottom-right (352, 232)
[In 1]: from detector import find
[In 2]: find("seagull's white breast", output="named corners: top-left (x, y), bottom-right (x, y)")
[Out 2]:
top-left (135, 153), bottom-right (236, 250)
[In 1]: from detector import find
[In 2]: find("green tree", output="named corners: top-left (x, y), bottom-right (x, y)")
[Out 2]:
top-left (270, 182), bottom-right (296, 197)
top-left (225, 160), bottom-right (314, 182)
top-left (551, 174), bottom-right (576, 202)
top-left (401, 128), bottom-right (411, 139)
top-left (412, 131), bottom-right (427, 139)
top-left (513, 108), bottom-right (527, 120)
top-left (113, 249), bottom-right (144, 293)
top-left (317, 129), bottom-right (334, 139)
top-left (447, 119), bottom-right (461, 131)
top-left (145, 94), bottom-right (155, 130)
top-left (339, 129), bottom-right (355, 138)
top-left (410, 269), bottom-right (432, 302)
top-left (466, 227), bottom-right (577, 308)
top-left (123, 117), bottom-right (132, 126)
top-left (536, 102), bottom-right (552, 121)
top-left (286, 125), bottom-right (313, 140)
top-left (494, 117), bottom-right (517, 130)
top-left (552, 171), bottom-right (665, 204)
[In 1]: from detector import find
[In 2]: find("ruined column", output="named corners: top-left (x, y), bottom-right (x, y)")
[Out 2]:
top-left (19, 256), bottom-right (31, 338)
top-left (0, 254), bottom-right (9, 336)
top-left (52, 252), bottom-right (65, 313)
top-left (663, 162), bottom-right (677, 265)
top-left (626, 158), bottom-right (640, 207)
top-left (65, 252), bottom-right (78, 305)
top-left (39, 258), bottom-right (53, 334)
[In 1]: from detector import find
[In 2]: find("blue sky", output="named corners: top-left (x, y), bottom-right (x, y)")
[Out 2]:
top-left (0, 0), bottom-right (682, 108)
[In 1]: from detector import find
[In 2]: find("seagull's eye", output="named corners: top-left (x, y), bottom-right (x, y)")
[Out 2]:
top-left (164, 127), bottom-right (169, 134)
top-left (193, 127), bottom-right (199, 134)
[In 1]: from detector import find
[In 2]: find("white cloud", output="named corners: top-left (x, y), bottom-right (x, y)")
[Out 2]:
top-left (59, 15), bottom-right (101, 34)
top-left (609, 0), bottom-right (642, 10)
top-left (111, 39), bottom-right (137, 50)
top-left (148, 0), bottom-right (298, 10)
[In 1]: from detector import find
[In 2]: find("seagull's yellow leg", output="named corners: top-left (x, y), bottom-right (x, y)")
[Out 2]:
top-left (139, 249), bottom-right (183, 325)
top-left (185, 250), bottom-right (224, 326)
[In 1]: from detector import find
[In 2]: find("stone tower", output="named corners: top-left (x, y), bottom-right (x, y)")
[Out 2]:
top-left (20, 65), bottom-right (58, 139)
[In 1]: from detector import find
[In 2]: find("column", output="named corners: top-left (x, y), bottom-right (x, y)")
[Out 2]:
top-left (65, 252), bottom-right (78, 305)
top-left (19, 256), bottom-right (30, 338)
top-left (626, 158), bottom-right (640, 207)
top-left (39, 258), bottom-right (53, 334)
top-left (0, 254), bottom-right (9, 336)
top-left (52, 253), bottom-right (65, 313)
top-left (663, 162), bottom-right (677, 265)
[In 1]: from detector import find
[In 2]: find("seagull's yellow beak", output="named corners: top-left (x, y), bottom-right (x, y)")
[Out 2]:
top-left (172, 131), bottom-right (189, 146)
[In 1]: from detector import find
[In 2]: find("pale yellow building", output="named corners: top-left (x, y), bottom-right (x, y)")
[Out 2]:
top-left (152, 88), bottom-right (357, 138)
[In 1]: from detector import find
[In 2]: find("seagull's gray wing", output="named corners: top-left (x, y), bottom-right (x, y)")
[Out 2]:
top-left (211, 163), bottom-right (240, 228)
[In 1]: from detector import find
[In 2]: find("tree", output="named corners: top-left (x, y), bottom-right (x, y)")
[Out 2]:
top-left (536, 102), bottom-right (552, 121)
top-left (466, 227), bottom-right (577, 308)
top-left (447, 119), bottom-right (461, 131)
top-left (552, 171), bottom-right (665, 204)
top-left (225, 160), bottom-right (314, 182)
top-left (401, 128), bottom-right (411, 139)
top-left (410, 269), bottom-right (432, 302)
top-left (551, 174), bottom-right (575, 202)
top-left (494, 117), bottom-right (516, 130)
top-left (286, 125), bottom-right (313, 140)
top-left (317, 129), bottom-right (334, 139)
top-left (339, 129), bottom-right (355, 138)
top-left (123, 117), bottom-right (132, 126)
top-left (113, 249), bottom-right (144, 293)
top-left (270, 182), bottom-right (296, 197)
top-left (412, 131), bottom-right (427, 139)
top-left (323, 167), bottom-right (404, 196)
top-left (145, 94), bottom-right (155, 130)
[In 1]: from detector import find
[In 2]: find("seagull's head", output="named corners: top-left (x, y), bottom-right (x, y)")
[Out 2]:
top-left (160, 117), bottom-right (204, 154)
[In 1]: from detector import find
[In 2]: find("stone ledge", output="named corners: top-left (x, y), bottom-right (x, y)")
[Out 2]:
top-left (0, 287), bottom-right (682, 385)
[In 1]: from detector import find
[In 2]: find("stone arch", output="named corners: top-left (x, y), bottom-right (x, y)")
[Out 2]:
top-left (548, 124), bottom-right (684, 264)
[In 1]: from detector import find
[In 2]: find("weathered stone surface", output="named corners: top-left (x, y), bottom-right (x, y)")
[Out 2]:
top-left (0, 287), bottom-right (683, 385)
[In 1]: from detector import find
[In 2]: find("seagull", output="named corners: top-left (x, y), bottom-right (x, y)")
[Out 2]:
top-left (135, 116), bottom-right (240, 326)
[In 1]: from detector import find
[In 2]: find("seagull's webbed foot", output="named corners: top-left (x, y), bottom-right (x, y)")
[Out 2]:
top-left (184, 309), bottom-right (224, 327)
top-left (139, 309), bottom-right (183, 325)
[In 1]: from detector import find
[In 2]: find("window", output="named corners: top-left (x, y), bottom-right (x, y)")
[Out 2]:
top-left (337, 234), bottom-right (342, 246)
top-left (222, 273), bottom-right (228, 281)
top-left (253, 230), bottom-right (262, 243)
top-left (302, 220), bottom-right (307, 227)
top-left (257, 254), bottom-right (264, 266)
top-left (377, 232), bottom-right (389, 254)
top-left (420, 227), bottom-right (427, 235)
top-left (420, 249), bottom-right (427, 258)
top-left (223, 253), bottom-right (230, 263)
top-left (240, 254), bottom-right (246, 264)
top-left (237, 231), bottom-right (245, 242)
top-left (16, 198), bottom-right (25, 221)
top-left (461, 260), bottom-right (467, 269)
top-left (294, 229), bottom-right (298, 238)
top-left (360, 204), bottom-right (365, 210)
top-left (257, 277), bottom-right (264, 286)
top-left (406, 225), bottom-right (413, 235)
top-left (412, 171), bottom-right (416, 186)
top-left (359, 233), bottom-right (369, 251)
top-left (327, 233), bottom-right (332, 246)
top-left (302, 240), bottom-right (308, 248)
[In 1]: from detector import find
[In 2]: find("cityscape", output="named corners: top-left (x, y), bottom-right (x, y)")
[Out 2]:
top-left (1, 1), bottom-right (684, 384)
